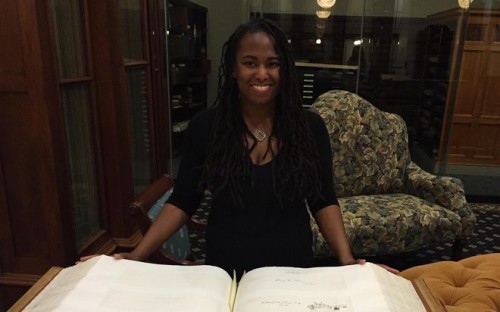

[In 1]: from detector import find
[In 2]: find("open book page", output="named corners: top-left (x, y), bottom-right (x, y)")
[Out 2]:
top-left (24, 255), bottom-right (233, 312)
top-left (371, 263), bottom-right (429, 311)
top-left (232, 262), bottom-right (427, 312)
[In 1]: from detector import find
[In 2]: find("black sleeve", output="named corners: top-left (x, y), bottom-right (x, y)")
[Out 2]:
top-left (167, 110), bottom-right (214, 217)
top-left (305, 110), bottom-right (339, 214)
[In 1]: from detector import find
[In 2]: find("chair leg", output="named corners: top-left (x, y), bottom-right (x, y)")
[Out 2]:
top-left (451, 237), bottom-right (467, 261)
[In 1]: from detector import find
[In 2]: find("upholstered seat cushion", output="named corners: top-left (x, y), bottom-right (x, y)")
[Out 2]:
top-left (400, 253), bottom-right (500, 312)
top-left (311, 193), bottom-right (463, 257)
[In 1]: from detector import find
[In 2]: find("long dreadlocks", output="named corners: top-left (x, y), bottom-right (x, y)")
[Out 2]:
top-left (200, 18), bottom-right (323, 207)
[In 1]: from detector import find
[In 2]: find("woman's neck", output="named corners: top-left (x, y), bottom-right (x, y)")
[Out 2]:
top-left (241, 105), bottom-right (274, 129)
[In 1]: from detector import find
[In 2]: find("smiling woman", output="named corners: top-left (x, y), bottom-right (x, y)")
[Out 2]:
top-left (84, 18), bottom-right (396, 279)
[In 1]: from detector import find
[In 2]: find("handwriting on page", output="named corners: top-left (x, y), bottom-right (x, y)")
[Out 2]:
top-left (259, 299), bottom-right (351, 311)
top-left (233, 266), bottom-right (355, 312)
top-left (308, 301), bottom-right (349, 311)
top-left (274, 278), bottom-right (314, 286)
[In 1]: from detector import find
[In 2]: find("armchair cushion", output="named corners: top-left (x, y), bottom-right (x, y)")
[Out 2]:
top-left (311, 194), bottom-right (462, 257)
top-left (400, 253), bottom-right (500, 312)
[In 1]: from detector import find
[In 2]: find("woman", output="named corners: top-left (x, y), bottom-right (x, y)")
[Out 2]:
top-left (83, 18), bottom-right (396, 277)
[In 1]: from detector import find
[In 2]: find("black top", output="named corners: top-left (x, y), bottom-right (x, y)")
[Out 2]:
top-left (168, 108), bottom-right (338, 277)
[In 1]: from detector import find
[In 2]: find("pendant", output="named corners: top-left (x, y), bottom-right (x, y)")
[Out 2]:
top-left (253, 129), bottom-right (267, 142)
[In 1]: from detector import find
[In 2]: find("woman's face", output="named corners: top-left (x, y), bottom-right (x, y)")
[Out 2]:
top-left (233, 31), bottom-right (281, 108)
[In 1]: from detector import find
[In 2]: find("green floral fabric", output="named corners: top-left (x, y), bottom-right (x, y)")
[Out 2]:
top-left (310, 90), bottom-right (476, 257)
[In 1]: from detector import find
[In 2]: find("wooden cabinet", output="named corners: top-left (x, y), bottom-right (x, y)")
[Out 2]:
top-left (440, 9), bottom-right (500, 165)
top-left (0, 2), bottom-right (73, 307)
top-left (167, 0), bottom-right (209, 158)
top-left (0, 0), bottom-right (173, 308)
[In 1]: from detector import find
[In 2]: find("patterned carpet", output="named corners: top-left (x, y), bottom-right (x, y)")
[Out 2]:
top-left (190, 202), bottom-right (500, 271)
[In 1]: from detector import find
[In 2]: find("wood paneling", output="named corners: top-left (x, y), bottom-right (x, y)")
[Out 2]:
top-left (0, 0), bottom-right (70, 267)
top-left (0, 1), bottom-right (27, 93)
top-left (0, 0), bottom-right (76, 307)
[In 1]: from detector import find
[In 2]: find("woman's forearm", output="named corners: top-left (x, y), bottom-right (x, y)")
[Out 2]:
top-left (131, 203), bottom-right (189, 261)
top-left (313, 205), bottom-right (355, 265)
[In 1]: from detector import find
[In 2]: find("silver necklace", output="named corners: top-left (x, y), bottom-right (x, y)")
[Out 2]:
top-left (252, 129), bottom-right (267, 142)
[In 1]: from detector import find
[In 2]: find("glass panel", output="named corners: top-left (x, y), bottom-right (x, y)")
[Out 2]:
top-left (253, 0), bottom-right (500, 198)
top-left (119, 0), bottom-right (151, 193)
top-left (119, 0), bottom-right (145, 61)
top-left (126, 66), bottom-right (152, 193)
top-left (466, 23), bottom-right (487, 41)
top-left (258, 1), bottom-right (461, 166)
top-left (61, 84), bottom-right (100, 247)
top-left (52, 0), bottom-right (88, 78)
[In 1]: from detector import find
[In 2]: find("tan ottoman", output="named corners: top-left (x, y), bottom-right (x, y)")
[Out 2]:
top-left (400, 253), bottom-right (500, 312)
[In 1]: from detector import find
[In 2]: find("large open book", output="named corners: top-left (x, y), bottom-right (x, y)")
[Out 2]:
top-left (18, 255), bottom-right (439, 312)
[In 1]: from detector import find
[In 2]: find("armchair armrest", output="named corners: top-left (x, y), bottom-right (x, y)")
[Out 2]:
top-left (406, 162), bottom-right (466, 210)
top-left (405, 161), bottom-right (475, 236)
top-left (128, 174), bottom-right (175, 234)
top-left (128, 175), bottom-right (208, 232)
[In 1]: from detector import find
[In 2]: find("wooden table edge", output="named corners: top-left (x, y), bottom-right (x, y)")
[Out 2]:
top-left (8, 267), bottom-right (63, 312)
top-left (412, 278), bottom-right (446, 312)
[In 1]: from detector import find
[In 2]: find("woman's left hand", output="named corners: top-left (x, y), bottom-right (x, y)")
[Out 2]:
top-left (376, 263), bottom-right (400, 275)
top-left (341, 258), bottom-right (400, 275)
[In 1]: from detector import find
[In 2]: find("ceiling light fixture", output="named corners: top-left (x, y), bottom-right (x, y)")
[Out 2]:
top-left (458, 0), bottom-right (474, 9)
top-left (317, 0), bottom-right (336, 9)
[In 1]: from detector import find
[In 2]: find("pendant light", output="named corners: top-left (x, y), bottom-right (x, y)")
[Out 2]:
top-left (317, 0), bottom-right (336, 9)
top-left (458, 0), bottom-right (474, 9)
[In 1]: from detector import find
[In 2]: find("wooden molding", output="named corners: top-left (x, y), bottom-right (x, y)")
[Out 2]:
top-left (113, 229), bottom-right (143, 249)
top-left (6, 267), bottom-right (62, 312)
top-left (0, 273), bottom-right (40, 287)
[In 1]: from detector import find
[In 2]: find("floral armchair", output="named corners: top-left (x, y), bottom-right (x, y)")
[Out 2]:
top-left (310, 90), bottom-right (476, 260)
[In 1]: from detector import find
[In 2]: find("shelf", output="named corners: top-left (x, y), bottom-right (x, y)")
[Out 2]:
top-left (167, 0), bottom-right (208, 158)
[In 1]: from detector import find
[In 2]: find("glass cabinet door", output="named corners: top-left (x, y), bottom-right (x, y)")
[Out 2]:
top-left (119, 0), bottom-right (153, 194)
top-left (52, 0), bottom-right (100, 247)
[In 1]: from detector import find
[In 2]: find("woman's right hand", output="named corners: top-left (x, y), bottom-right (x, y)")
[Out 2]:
top-left (77, 252), bottom-right (141, 264)
top-left (76, 254), bottom-right (99, 264)
top-left (113, 252), bottom-right (141, 261)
